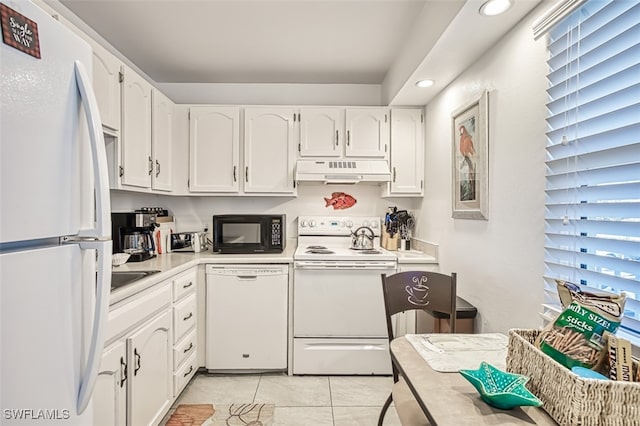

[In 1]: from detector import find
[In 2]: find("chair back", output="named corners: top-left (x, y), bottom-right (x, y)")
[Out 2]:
top-left (381, 271), bottom-right (457, 344)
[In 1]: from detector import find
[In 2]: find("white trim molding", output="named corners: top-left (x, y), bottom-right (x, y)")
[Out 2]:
top-left (532, 0), bottom-right (587, 40)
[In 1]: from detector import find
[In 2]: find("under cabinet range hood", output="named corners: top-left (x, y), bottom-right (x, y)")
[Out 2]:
top-left (295, 160), bottom-right (391, 184)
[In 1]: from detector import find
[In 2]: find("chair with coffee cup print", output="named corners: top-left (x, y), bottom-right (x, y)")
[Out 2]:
top-left (378, 271), bottom-right (457, 426)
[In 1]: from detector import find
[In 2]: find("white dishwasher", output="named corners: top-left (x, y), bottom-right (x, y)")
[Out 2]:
top-left (205, 264), bottom-right (288, 371)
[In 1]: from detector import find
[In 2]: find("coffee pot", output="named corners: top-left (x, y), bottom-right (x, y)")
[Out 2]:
top-left (350, 226), bottom-right (374, 250)
top-left (112, 212), bottom-right (158, 262)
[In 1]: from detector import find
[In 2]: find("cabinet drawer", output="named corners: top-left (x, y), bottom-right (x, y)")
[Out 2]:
top-left (174, 329), bottom-right (197, 370)
top-left (173, 351), bottom-right (197, 397)
top-left (173, 293), bottom-right (197, 343)
top-left (107, 282), bottom-right (171, 344)
top-left (173, 269), bottom-right (197, 302)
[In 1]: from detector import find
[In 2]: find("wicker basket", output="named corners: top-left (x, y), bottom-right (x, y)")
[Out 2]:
top-left (507, 329), bottom-right (640, 426)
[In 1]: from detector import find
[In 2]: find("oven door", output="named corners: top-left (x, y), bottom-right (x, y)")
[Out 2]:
top-left (293, 261), bottom-right (396, 337)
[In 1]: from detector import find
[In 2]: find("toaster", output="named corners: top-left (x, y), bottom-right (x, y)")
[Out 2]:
top-left (170, 232), bottom-right (208, 253)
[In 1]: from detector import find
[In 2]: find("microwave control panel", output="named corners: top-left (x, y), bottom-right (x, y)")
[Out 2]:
top-left (271, 219), bottom-right (282, 246)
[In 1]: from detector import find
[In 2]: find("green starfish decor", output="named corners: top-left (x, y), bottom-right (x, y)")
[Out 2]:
top-left (459, 362), bottom-right (543, 410)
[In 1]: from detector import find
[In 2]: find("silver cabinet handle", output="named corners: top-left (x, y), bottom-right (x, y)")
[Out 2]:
top-left (233, 166), bottom-right (237, 182)
top-left (347, 130), bottom-right (350, 146)
top-left (148, 156), bottom-right (153, 175)
top-left (183, 312), bottom-right (193, 321)
top-left (183, 281), bottom-right (193, 289)
top-left (155, 159), bottom-right (160, 177)
top-left (335, 130), bottom-right (339, 146)
top-left (393, 167), bottom-right (396, 182)
top-left (183, 342), bottom-right (194, 353)
top-left (245, 166), bottom-right (248, 182)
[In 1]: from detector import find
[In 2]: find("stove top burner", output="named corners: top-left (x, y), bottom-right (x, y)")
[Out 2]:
top-left (354, 249), bottom-right (382, 255)
top-left (306, 245), bottom-right (328, 250)
top-left (306, 249), bottom-right (335, 255)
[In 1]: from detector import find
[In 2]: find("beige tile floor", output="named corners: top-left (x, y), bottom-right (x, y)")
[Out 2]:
top-left (161, 372), bottom-right (403, 425)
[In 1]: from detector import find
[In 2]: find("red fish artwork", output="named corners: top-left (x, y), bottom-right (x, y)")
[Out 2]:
top-left (324, 192), bottom-right (357, 210)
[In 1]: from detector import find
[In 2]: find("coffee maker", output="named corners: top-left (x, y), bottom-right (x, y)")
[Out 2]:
top-left (111, 212), bottom-right (158, 262)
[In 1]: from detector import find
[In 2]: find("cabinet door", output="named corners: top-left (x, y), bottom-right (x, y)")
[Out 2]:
top-left (90, 40), bottom-right (122, 132)
top-left (93, 341), bottom-right (127, 426)
top-left (345, 108), bottom-right (389, 158)
top-left (244, 108), bottom-right (296, 194)
top-left (390, 109), bottom-right (424, 195)
top-left (298, 108), bottom-right (343, 157)
top-left (152, 90), bottom-right (174, 192)
top-left (189, 106), bottom-right (240, 193)
top-left (127, 310), bottom-right (172, 426)
top-left (121, 65), bottom-right (152, 188)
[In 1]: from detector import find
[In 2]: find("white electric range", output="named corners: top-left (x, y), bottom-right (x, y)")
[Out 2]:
top-left (292, 216), bottom-right (396, 375)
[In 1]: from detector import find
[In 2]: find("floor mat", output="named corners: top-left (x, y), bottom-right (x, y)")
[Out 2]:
top-left (165, 404), bottom-right (215, 426)
top-left (208, 403), bottom-right (275, 426)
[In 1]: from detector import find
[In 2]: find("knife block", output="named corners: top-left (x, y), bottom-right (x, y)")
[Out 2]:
top-left (381, 229), bottom-right (399, 251)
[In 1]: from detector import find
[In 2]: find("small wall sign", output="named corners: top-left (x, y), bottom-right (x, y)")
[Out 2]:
top-left (1, 2), bottom-right (41, 59)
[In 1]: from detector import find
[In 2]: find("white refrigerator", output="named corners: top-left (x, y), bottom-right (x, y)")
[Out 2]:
top-left (0, 1), bottom-right (111, 424)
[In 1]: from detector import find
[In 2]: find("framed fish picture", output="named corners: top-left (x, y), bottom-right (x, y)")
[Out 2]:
top-left (451, 90), bottom-right (489, 220)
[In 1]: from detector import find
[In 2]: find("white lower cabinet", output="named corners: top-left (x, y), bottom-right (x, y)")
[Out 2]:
top-left (128, 310), bottom-right (173, 426)
top-left (94, 341), bottom-right (126, 426)
top-left (172, 269), bottom-right (198, 397)
top-left (95, 266), bottom-right (199, 425)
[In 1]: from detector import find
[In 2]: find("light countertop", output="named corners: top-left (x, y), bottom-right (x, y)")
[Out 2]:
top-left (109, 243), bottom-right (296, 305)
top-left (393, 250), bottom-right (438, 264)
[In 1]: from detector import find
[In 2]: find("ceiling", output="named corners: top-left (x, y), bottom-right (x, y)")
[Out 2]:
top-left (57, 0), bottom-right (546, 105)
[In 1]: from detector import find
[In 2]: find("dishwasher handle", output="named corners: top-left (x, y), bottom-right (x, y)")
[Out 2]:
top-left (206, 265), bottom-right (288, 276)
top-left (236, 275), bottom-right (258, 281)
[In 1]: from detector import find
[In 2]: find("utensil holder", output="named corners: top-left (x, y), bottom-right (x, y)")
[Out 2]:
top-left (381, 230), bottom-right (399, 251)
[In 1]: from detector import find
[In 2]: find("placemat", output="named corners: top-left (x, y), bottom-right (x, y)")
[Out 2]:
top-left (405, 333), bottom-right (508, 372)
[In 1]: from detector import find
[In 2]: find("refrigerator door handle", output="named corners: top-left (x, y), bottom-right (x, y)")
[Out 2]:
top-left (76, 240), bottom-right (112, 414)
top-left (74, 61), bottom-right (111, 239)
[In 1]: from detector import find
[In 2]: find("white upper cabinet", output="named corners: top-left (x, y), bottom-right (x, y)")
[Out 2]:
top-left (388, 108), bottom-right (424, 196)
top-left (298, 108), bottom-right (343, 157)
top-left (244, 107), bottom-right (296, 194)
top-left (121, 65), bottom-right (153, 188)
top-left (152, 90), bottom-right (174, 192)
top-left (345, 108), bottom-right (390, 158)
top-left (189, 106), bottom-right (240, 193)
top-left (90, 40), bottom-right (122, 133)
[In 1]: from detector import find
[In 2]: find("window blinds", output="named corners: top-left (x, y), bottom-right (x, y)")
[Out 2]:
top-left (543, 0), bottom-right (640, 340)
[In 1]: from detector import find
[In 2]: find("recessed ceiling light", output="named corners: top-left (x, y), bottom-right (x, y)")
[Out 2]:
top-left (479, 0), bottom-right (513, 16)
top-left (415, 79), bottom-right (435, 88)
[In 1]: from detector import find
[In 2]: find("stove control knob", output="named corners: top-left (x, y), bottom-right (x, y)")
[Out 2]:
top-left (362, 220), bottom-right (370, 228)
top-left (345, 220), bottom-right (353, 228)
top-left (309, 220), bottom-right (317, 228)
top-left (300, 220), bottom-right (307, 227)
top-left (370, 221), bottom-right (378, 228)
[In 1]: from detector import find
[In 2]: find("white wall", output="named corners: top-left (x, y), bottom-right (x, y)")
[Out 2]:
top-left (418, 4), bottom-right (549, 334)
top-left (111, 187), bottom-right (421, 239)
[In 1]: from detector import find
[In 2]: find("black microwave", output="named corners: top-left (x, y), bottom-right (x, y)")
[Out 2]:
top-left (212, 214), bottom-right (285, 254)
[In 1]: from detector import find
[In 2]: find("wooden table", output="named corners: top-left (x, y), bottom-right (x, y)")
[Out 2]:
top-left (390, 337), bottom-right (557, 425)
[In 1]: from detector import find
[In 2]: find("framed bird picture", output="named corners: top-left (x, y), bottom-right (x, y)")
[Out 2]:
top-left (451, 90), bottom-right (489, 220)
